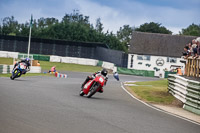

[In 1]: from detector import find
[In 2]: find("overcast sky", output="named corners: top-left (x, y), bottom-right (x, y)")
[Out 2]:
top-left (0, 0), bottom-right (199, 34)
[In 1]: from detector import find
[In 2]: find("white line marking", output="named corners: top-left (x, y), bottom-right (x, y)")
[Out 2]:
top-left (121, 82), bottom-right (200, 126)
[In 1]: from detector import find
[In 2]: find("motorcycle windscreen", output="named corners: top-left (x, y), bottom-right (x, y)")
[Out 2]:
top-left (94, 76), bottom-right (105, 86)
top-left (19, 63), bottom-right (27, 69)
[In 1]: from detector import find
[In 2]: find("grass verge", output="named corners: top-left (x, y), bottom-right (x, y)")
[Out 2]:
top-left (0, 57), bottom-right (13, 65)
top-left (126, 80), bottom-right (177, 105)
top-left (39, 61), bottom-right (102, 73)
top-left (0, 73), bottom-right (54, 77)
top-left (0, 57), bottom-right (102, 73)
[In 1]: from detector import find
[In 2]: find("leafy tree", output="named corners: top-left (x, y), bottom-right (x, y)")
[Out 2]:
top-left (117, 25), bottom-right (133, 48)
top-left (180, 23), bottom-right (200, 36)
top-left (0, 12), bottom-right (128, 52)
top-left (1, 16), bottom-right (19, 35)
top-left (17, 22), bottom-right (29, 36)
top-left (135, 22), bottom-right (172, 34)
top-left (95, 18), bottom-right (103, 33)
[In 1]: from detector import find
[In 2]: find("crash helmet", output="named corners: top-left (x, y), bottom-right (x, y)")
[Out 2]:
top-left (25, 58), bottom-right (30, 62)
top-left (101, 69), bottom-right (108, 76)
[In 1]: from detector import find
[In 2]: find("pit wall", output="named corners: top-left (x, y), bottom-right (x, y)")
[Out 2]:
top-left (168, 74), bottom-right (200, 115)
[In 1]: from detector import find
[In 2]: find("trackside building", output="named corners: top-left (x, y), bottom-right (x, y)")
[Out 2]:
top-left (127, 32), bottom-right (196, 78)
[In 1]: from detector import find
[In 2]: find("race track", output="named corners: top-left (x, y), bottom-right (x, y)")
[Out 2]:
top-left (0, 72), bottom-right (199, 133)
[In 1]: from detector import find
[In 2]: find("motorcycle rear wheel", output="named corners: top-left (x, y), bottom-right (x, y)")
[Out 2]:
top-left (11, 70), bottom-right (21, 80)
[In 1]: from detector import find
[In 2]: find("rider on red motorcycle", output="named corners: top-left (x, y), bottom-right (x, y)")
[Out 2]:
top-left (81, 69), bottom-right (108, 93)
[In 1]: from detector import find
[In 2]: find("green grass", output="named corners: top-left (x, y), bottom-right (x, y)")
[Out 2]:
top-left (128, 80), bottom-right (176, 104)
top-left (0, 57), bottom-right (102, 74)
top-left (0, 57), bottom-right (13, 65)
top-left (40, 61), bottom-right (102, 73)
top-left (0, 73), bottom-right (53, 77)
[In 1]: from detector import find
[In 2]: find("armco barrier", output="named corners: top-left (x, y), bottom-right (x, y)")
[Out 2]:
top-left (117, 67), bottom-right (155, 77)
top-left (168, 74), bottom-right (200, 115)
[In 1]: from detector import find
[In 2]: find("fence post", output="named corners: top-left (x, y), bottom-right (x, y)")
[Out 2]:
top-left (187, 59), bottom-right (190, 76)
top-left (186, 57), bottom-right (200, 78)
top-left (197, 59), bottom-right (200, 77)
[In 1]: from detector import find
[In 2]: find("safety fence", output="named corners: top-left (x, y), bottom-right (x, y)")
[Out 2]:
top-left (168, 74), bottom-right (200, 115)
top-left (0, 35), bottom-right (128, 67)
top-left (185, 57), bottom-right (200, 78)
top-left (117, 67), bottom-right (155, 77)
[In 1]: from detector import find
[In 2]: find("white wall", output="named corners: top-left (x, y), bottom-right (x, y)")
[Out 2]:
top-left (0, 51), bottom-right (18, 58)
top-left (59, 57), bottom-right (98, 66)
top-left (50, 56), bottom-right (115, 70)
top-left (128, 54), bottom-right (185, 78)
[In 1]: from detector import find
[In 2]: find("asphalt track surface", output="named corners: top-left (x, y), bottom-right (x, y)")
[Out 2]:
top-left (0, 72), bottom-right (199, 133)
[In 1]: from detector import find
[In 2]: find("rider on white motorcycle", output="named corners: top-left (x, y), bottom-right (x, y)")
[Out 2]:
top-left (81, 69), bottom-right (108, 93)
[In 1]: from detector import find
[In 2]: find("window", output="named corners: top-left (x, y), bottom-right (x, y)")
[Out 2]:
top-left (143, 55), bottom-right (151, 61)
top-left (137, 55), bottom-right (151, 61)
top-left (137, 55), bottom-right (143, 60)
top-left (167, 57), bottom-right (177, 63)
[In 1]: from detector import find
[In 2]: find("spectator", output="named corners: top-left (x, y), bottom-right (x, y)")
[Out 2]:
top-left (176, 67), bottom-right (182, 75)
top-left (196, 37), bottom-right (200, 56)
top-left (183, 46), bottom-right (191, 59)
top-left (49, 66), bottom-right (56, 73)
top-left (188, 43), bottom-right (193, 55)
top-left (191, 39), bottom-right (197, 57)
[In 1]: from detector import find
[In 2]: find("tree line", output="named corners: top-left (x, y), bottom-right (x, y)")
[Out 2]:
top-left (0, 11), bottom-right (199, 52)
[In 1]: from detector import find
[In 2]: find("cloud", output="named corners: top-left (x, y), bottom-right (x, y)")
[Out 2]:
top-left (0, 0), bottom-right (199, 34)
top-left (76, 0), bottom-right (199, 34)
top-left (0, 0), bottom-right (78, 23)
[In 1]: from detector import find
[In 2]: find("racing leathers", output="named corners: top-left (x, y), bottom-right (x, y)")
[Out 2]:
top-left (81, 71), bottom-right (108, 93)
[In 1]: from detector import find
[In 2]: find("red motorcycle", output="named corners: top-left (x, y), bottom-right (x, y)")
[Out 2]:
top-left (80, 75), bottom-right (106, 98)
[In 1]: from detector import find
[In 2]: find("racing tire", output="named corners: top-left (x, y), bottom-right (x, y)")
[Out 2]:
top-left (79, 90), bottom-right (85, 96)
top-left (11, 70), bottom-right (21, 80)
top-left (87, 82), bottom-right (100, 98)
top-left (10, 76), bottom-right (14, 80)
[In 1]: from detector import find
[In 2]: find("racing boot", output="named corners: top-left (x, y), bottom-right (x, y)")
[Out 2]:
top-left (98, 88), bottom-right (103, 93)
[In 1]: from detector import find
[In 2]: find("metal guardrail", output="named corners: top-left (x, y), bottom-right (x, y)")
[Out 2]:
top-left (168, 74), bottom-right (200, 115)
top-left (185, 57), bottom-right (200, 77)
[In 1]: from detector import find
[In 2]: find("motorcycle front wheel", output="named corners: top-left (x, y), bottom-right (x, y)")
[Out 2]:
top-left (79, 90), bottom-right (85, 96)
top-left (10, 70), bottom-right (21, 80)
top-left (86, 82), bottom-right (100, 98)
